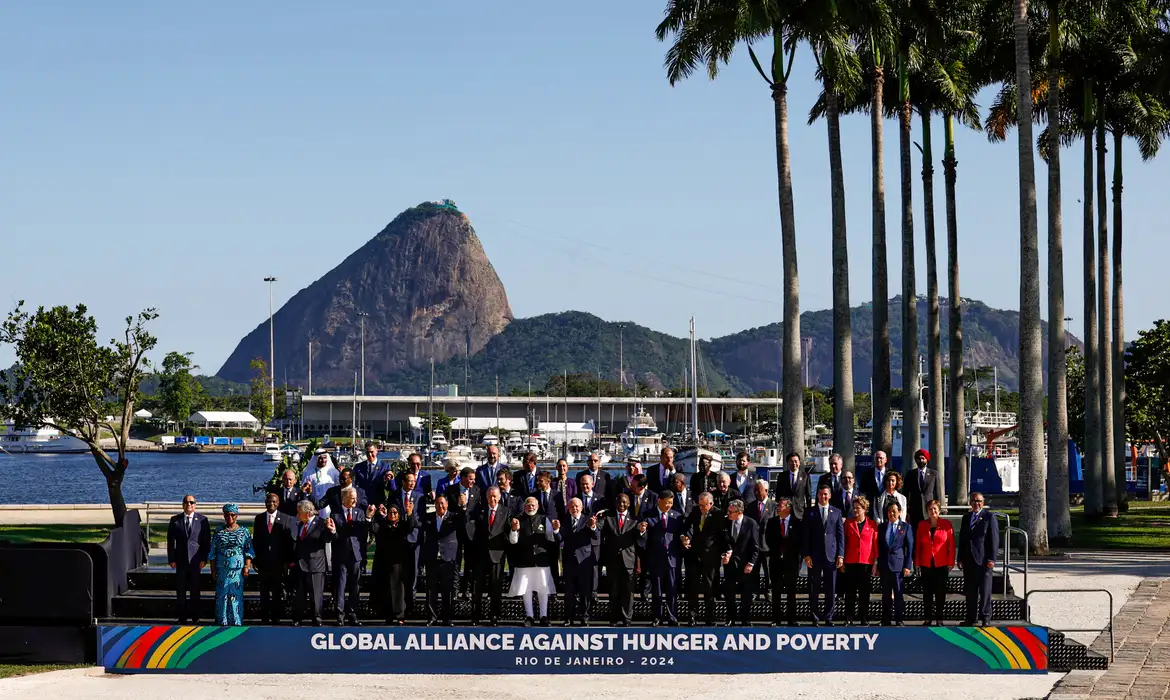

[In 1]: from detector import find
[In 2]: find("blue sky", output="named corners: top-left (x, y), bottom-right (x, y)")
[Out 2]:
top-left (1, 1), bottom-right (1166, 374)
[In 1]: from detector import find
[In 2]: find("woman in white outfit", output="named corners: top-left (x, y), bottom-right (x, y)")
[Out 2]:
top-left (507, 497), bottom-right (560, 626)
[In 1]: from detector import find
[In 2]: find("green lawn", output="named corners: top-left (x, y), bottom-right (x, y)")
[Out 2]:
top-left (0, 524), bottom-right (164, 546)
top-left (0, 664), bottom-right (87, 679)
top-left (1001, 500), bottom-right (1170, 550)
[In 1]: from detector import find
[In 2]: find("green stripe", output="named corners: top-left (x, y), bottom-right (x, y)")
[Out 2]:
top-left (175, 627), bottom-right (249, 669)
top-left (169, 627), bottom-right (236, 669)
top-left (958, 628), bottom-right (1016, 669)
top-left (931, 627), bottom-right (1006, 669)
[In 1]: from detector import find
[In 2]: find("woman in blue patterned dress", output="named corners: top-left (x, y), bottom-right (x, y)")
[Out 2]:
top-left (209, 503), bottom-right (254, 626)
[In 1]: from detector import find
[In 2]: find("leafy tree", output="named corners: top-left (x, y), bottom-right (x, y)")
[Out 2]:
top-left (418, 411), bottom-right (455, 439)
top-left (0, 302), bottom-right (157, 526)
top-left (1066, 346), bottom-right (1086, 452)
top-left (249, 358), bottom-right (273, 429)
top-left (1125, 320), bottom-right (1170, 466)
top-left (157, 351), bottom-right (199, 427)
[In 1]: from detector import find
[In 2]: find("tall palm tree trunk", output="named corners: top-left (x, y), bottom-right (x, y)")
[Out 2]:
top-left (899, 52), bottom-right (921, 469)
top-left (871, 63), bottom-right (893, 458)
top-left (773, 33), bottom-right (804, 459)
top-left (921, 111), bottom-right (945, 494)
top-left (1013, 0), bottom-right (1049, 554)
top-left (1046, 2), bottom-right (1071, 543)
top-left (1096, 111), bottom-right (1116, 517)
top-left (1082, 87), bottom-right (1102, 518)
top-left (944, 114), bottom-right (967, 505)
top-left (826, 82), bottom-right (855, 473)
top-left (1111, 128), bottom-right (1126, 512)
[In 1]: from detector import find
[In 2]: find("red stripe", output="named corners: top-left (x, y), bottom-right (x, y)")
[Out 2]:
top-left (125, 626), bottom-right (172, 669)
top-left (1007, 627), bottom-right (1048, 671)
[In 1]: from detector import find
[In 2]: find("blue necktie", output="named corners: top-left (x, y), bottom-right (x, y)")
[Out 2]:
top-left (887, 525), bottom-right (896, 547)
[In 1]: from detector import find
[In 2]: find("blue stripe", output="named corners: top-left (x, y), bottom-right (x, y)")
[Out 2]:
top-left (101, 626), bottom-right (147, 668)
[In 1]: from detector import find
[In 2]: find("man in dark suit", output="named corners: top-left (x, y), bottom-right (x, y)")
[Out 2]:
top-left (560, 497), bottom-right (598, 625)
top-left (730, 451), bottom-right (755, 494)
top-left (722, 500), bottom-right (760, 626)
top-left (775, 452), bottom-right (812, 520)
top-left (290, 500), bottom-right (336, 626)
top-left (683, 492), bottom-right (727, 626)
top-left (608, 458), bottom-right (642, 503)
top-left (419, 494), bottom-right (462, 626)
top-left (639, 491), bottom-right (685, 626)
top-left (317, 468), bottom-right (369, 515)
top-left (743, 480), bottom-right (775, 598)
top-left (861, 450), bottom-right (890, 504)
top-left (576, 453), bottom-right (609, 499)
top-left (958, 492), bottom-right (999, 626)
top-left (352, 441), bottom-right (389, 507)
top-left (689, 453), bottom-right (719, 502)
top-left (530, 470), bottom-right (558, 517)
top-left (253, 492), bottom-right (292, 624)
top-left (904, 449), bottom-right (941, 529)
top-left (803, 484), bottom-right (844, 625)
top-left (648, 447), bottom-right (678, 495)
top-left (669, 473), bottom-right (693, 516)
top-left (445, 466), bottom-right (479, 598)
top-left (764, 497), bottom-right (802, 626)
top-left (402, 451), bottom-right (434, 496)
top-left (817, 454), bottom-right (846, 506)
top-left (167, 494), bottom-right (210, 624)
top-left (469, 487), bottom-right (511, 624)
top-left (495, 468), bottom-right (522, 512)
top-left (876, 502), bottom-right (914, 626)
top-left (601, 493), bottom-right (640, 626)
top-left (627, 474), bottom-right (655, 599)
top-left (330, 488), bottom-right (370, 625)
top-left (835, 470), bottom-right (862, 518)
top-left (268, 469), bottom-right (307, 517)
top-left (475, 445), bottom-right (509, 493)
top-left (512, 452), bottom-right (541, 501)
top-left (710, 472), bottom-right (742, 512)
top-left (390, 471), bottom-right (428, 512)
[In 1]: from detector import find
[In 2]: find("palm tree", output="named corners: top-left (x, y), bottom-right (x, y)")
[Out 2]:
top-left (1013, 0), bottom-right (1049, 554)
top-left (655, 0), bottom-right (805, 458)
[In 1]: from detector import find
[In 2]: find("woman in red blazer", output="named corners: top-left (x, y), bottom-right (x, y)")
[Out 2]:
top-left (914, 499), bottom-right (956, 626)
top-left (842, 497), bottom-right (878, 625)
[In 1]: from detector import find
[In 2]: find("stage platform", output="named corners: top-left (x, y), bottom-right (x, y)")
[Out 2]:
top-left (98, 623), bottom-right (1053, 674)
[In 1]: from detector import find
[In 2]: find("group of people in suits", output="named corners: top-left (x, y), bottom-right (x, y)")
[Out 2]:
top-left (164, 442), bottom-right (1001, 628)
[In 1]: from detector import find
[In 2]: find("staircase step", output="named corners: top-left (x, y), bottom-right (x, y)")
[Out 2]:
top-left (1046, 628), bottom-right (1109, 671)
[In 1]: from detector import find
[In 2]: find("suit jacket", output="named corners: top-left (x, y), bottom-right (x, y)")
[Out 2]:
top-left (512, 469), bottom-right (541, 500)
top-left (914, 519), bottom-right (956, 568)
top-left (871, 490), bottom-right (908, 524)
top-left (167, 513), bottom-right (210, 568)
top-left (418, 512), bottom-right (463, 565)
top-left (601, 510), bottom-right (641, 570)
top-left (743, 497), bottom-right (776, 554)
top-left (575, 491), bottom-right (606, 519)
top-left (607, 474), bottom-right (636, 503)
top-left (730, 470), bottom-right (756, 496)
top-left (833, 486), bottom-right (862, 517)
top-left (648, 466), bottom-right (679, 495)
top-left (290, 517), bottom-right (336, 574)
top-left (510, 514), bottom-right (559, 569)
top-left (330, 506), bottom-right (371, 566)
top-left (903, 467), bottom-right (941, 523)
top-left (268, 484), bottom-right (308, 518)
top-left (252, 511), bottom-right (292, 571)
top-left (710, 487), bottom-right (742, 513)
top-left (576, 470), bottom-right (609, 499)
top-left (861, 467), bottom-right (890, 504)
top-left (684, 508), bottom-right (728, 565)
top-left (351, 459), bottom-right (389, 506)
top-left (689, 470), bottom-right (719, 501)
top-left (317, 484), bottom-right (369, 514)
top-left (775, 468), bottom-right (813, 520)
top-left (475, 462), bottom-right (509, 492)
top-left (370, 514), bottom-right (419, 570)
top-left (530, 489), bottom-right (558, 517)
top-left (550, 477), bottom-right (578, 510)
top-left (444, 483), bottom-right (480, 521)
top-left (724, 517), bottom-right (761, 571)
top-left (670, 490), bottom-right (694, 517)
top-left (958, 510), bottom-right (999, 567)
top-left (802, 505), bottom-right (845, 567)
top-left (877, 519), bottom-right (914, 573)
top-left (387, 489), bottom-right (425, 518)
top-left (843, 517), bottom-right (879, 565)
top-left (641, 510), bottom-right (685, 573)
top-left (627, 491), bottom-right (656, 522)
top-left (468, 503), bottom-right (513, 564)
top-left (817, 471), bottom-right (846, 506)
top-left (560, 515), bottom-right (598, 570)
top-left (764, 515), bottom-right (802, 568)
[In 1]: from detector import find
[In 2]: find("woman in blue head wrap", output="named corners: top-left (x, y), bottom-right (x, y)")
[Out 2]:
top-left (210, 503), bottom-right (254, 625)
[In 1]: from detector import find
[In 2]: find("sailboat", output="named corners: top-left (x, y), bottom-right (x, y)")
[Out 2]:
top-left (673, 316), bottom-right (723, 473)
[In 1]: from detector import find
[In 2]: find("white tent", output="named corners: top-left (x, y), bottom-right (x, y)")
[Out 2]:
top-left (188, 411), bottom-right (261, 430)
top-left (133, 409), bottom-right (153, 419)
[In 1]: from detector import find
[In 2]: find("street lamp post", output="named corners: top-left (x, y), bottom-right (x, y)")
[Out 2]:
top-left (263, 276), bottom-right (277, 426)
top-left (358, 312), bottom-right (368, 395)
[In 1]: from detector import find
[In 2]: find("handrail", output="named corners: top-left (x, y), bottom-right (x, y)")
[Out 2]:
top-left (1026, 588), bottom-right (1114, 662)
top-left (992, 511), bottom-right (1011, 592)
top-left (1005, 526), bottom-right (1029, 598)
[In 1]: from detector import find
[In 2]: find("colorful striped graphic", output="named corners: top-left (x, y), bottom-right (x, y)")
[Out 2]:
top-left (931, 626), bottom-right (1048, 671)
top-left (101, 625), bottom-right (249, 670)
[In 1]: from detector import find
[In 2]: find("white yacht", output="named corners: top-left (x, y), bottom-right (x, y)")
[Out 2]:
top-left (447, 440), bottom-right (477, 469)
top-left (262, 442), bottom-right (283, 461)
top-left (0, 422), bottom-right (89, 454)
top-left (674, 445), bottom-right (724, 472)
top-left (621, 409), bottom-right (665, 461)
top-left (430, 432), bottom-right (449, 450)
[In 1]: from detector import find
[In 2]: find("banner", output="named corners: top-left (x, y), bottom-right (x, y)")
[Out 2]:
top-left (99, 625), bottom-right (1047, 675)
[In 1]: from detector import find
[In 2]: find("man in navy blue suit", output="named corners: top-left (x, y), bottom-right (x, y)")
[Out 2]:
top-left (167, 494), bottom-right (210, 624)
top-left (476, 445), bottom-right (509, 493)
top-left (419, 494), bottom-right (462, 626)
top-left (330, 487), bottom-right (370, 625)
top-left (559, 497), bottom-right (598, 626)
top-left (876, 501), bottom-right (913, 626)
top-left (513, 452), bottom-right (541, 501)
top-left (403, 451), bottom-right (434, 497)
top-left (639, 491), bottom-right (686, 626)
top-left (352, 442), bottom-right (389, 507)
top-left (803, 484), bottom-right (844, 626)
top-left (958, 492), bottom-right (999, 626)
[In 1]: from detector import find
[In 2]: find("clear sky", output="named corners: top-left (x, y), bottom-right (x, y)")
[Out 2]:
top-left (1, 1), bottom-right (1166, 374)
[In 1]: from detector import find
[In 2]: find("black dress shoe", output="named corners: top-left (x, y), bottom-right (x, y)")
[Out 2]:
top-left (336, 617), bottom-right (345, 626)
top-left (615, 621), bottom-right (627, 627)
top-left (349, 619), bottom-right (362, 627)
top-left (581, 618), bottom-right (590, 626)
top-left (923, 620), bottom-right (933, 626)
top-left (845, 619), bottom-right (854, 626)
top-left (769, 622), bottom-right (779, 627)
top-left (487, 618), bottom-right (498, 627)
top-left (824, 620), bottom-right (835, 627)
top-left (667, 620), bottom-right (680, 627)
top-left (811, 620), bottom-right (822, 627)
top-left (311, 618), bottom-right (323, 626)
top-left (292, 621), bottom-right (302, 627)
top-left (427, 620), bottom-right (440, 627)
top-left (522, 617), bottom-right (533, 627)
top-left (979, 619), bottom-right (990, 627)
top-left (859, 620), bottom-right (870, 627)
top-left (652, 620), bottom-right (663, 627)
top-left (539, 617), bottom-right (551, 627)
top-left (895, 621), bottom-right (905, 627)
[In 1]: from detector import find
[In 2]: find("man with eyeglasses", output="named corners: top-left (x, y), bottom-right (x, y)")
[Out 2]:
top-left (958, 492), bottom-right (999, 627)
top-left (353, 441), bottom-right (389, 507)
top-left (167, 494), bottom-right (210, 624)
top-left (576, 453), bottom-right (609, 498)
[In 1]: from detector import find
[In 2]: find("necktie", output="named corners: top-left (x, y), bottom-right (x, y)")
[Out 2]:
top-left (268, 516), bottom-right (273, 534)
top-left (299, 523), bottom-right (307, 540)
top-left (347, 509), bottom-right (352, 523)
top-left (585, 495), bottom-right (591, 512)
top-left (489, 510), bottom-right (496, 528)
top-left (844, 492), bottom-right (851, 513)
top-left (437, 517), bottom-right (443, 532)
top-left (887, 524), bottom-right (895, 547)
top-left (781, 519), bottom-right (787, 538)
top-left (919, 470), bottom-right (925, 490)
top-left (821, 507), bottom-right (828, 525)
top-left (700, 513), bottom-right (706, 532)
top-left (619, 514), bottom-right (625, 530)
top-left (733, 521), bottom-right (740, 540)
top-left (286, 488), bottom-right (293, 501)
top-left (635, 499), bottom-right (641, 517)
top-left (185, 517), bottom-right (191, 535)
top-left (573, 516), bottom-right (579, 529)
top-left (759, 501), bottom-right (764, 518)
top-left (790, 472), bottom-right (796, 489)
top-left (662, 513), bottom-right (668, 530)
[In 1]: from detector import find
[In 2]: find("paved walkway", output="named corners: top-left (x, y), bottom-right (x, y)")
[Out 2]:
top-left (1049, 578), bottom-right (1170, 700)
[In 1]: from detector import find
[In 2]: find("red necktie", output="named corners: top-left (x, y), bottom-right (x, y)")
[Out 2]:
top-left (758, 502), bottom-right (764, 517)
top-left (268, 518), bottom-right (273, 534)
top-left (299, 524), bottom-right (307, 540)
top-left (619, 514), bottom-right (625, 530)
top-left (489, 510), bottom-right (496, 528)
top-left (781, 520), bottom-right (787, 538)
top-left (347, 510), bottom-right (352, 523)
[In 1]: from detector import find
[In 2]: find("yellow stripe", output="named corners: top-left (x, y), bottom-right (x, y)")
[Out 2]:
top-left (149, 627), bottom-right (199, 669)
top-left (157, 627), bottom-right (202, 669)
top-left (981, 628), bottom-right (1028, 670)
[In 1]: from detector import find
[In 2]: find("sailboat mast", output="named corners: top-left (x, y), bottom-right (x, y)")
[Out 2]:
top-left (690, 316), bottom-right (699, 445)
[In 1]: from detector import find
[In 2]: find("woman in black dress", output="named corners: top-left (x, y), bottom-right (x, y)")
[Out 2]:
top-left (371, 502), bottom-right (418, 624)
